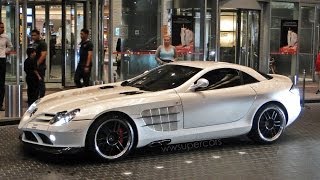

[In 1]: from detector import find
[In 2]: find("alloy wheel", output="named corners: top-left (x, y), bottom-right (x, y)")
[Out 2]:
top-left (257, 108), bottom-right (285, 142)
top-left (94, 119), bottom-right (133, 160)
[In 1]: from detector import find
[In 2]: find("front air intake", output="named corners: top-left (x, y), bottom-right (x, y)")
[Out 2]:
top-left (37, 133), bottom-right (53, 145)
top-left (24, 131), bottom-right (37, 142)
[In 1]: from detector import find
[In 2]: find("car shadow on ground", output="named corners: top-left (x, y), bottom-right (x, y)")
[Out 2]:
top-left (18, 135), bottom-right (282, 165)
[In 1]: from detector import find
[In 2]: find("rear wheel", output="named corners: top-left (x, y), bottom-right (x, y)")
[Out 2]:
top-left (87, 114), bottom-right (135, 160)
top-left (248, 104), bottom-right (286, 144)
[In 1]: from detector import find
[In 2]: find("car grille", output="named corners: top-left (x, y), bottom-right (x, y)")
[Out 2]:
top-left (23, 131), bottom-right (53, 145)
top-left (141, 106), bottom-right (179, 131)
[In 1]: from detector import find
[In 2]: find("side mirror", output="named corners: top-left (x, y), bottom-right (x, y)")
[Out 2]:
top-left (189, 78), bottom-right (209, 91)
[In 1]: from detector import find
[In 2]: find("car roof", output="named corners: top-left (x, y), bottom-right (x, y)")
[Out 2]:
top-left (171, 61), bottom-right (248, 70)
top-left (170, 61), bottom-right (267, 81)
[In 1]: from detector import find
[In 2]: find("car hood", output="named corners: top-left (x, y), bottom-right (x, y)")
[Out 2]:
top-left (36, 84), bottom-right (155, 113)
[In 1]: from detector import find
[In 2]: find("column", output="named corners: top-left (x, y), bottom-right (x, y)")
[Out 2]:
top-left (209, 0), bottom-right (219, 61)
top-left (15, 0), bottom-right (20, 83)
top-left (62, 0), bottom-right (66, 86)
top-left (260, 2), bottom-right (270, 73)
top-left (91, 0), bottom-right (99, 82)
top-left (200, 0), bottom-right (207, 61)
top-left (21, 0), bottom-right (27, 79)
top-left (108, 0), bottom-right (114, 83)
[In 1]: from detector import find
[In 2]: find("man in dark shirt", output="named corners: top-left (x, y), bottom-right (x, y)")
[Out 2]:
top-left (30, 29), bottom-right (47, 97)
top-left (24, 48), bottom-right (41, 106)
top-left (74, 28), bottom-right (93, 88)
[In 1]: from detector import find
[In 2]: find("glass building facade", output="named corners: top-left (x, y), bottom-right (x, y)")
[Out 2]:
top-left (1, 0), bottom-right (320, 88)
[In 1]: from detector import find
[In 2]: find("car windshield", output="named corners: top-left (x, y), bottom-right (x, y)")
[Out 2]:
top-left (122, 64), bottom-right (202, 91)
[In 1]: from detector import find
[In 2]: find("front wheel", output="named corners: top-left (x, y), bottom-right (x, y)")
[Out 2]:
top-left (87, 114), bottom-right (135, 160)
top-left (248, 104), bottom-right (286, 144)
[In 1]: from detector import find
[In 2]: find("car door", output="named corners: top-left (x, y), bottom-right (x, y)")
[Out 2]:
top-left (179, 68), bottom-right (257, 129)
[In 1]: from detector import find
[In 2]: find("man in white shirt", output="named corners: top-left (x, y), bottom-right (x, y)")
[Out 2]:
top-left (0, 22), bottom-right (13, 111)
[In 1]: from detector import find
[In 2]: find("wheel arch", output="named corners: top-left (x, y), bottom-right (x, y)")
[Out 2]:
top-left (254, 101), bottom-right (288, 124)
top-left (85, 111), bottom-right (139, 149)
top-left (248, 100), bottom-right (288, 144)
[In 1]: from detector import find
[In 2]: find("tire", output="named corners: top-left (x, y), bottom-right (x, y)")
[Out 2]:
top-left (86, 114), bottom-right (135, 160)
top-left (248, 104), bottom-right (286, 144)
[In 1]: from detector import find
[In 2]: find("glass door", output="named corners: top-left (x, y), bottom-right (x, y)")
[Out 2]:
top-left (1, 3), bottom-right (17, 82)
top-left (32, 5), bottom-right (61, 83)
top-left (299, 4), bottom-right (316, 80)
top-left (48, 5), bottom-right (62, 81)
top-left (239, 10), bottom-right (260, 70)
top-left (64, 3), bottom-right (84, 86)
top-left (29, 2), bottom-right (84, 86)
top-left (219, 11), bottom-right (237, 63)
top-left (220, 9), bottom-right (260, 70)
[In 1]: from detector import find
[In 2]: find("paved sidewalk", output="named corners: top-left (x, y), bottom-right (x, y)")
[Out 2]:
top-left (298, 81), bottom-right (320, 103)
top-left (1, 81), bottom-right (320, 125)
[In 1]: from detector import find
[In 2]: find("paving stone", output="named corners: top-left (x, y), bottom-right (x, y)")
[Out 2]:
top-left (0, 104), bottom-right (320, 179)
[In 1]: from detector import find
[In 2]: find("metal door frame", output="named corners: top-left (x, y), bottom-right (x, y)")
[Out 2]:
top-left (299, 3), bottom-right (317, 81)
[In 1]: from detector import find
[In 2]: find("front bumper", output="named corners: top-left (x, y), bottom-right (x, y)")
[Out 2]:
top-left (21, 140), bottom-right (84, 154)
top-left (19, 119), bottom-right (92, 148)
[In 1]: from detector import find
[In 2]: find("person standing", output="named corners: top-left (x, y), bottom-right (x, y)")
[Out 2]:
top-left (30, 29), bottom-right (47, 98)
top-left (180, 26), bottom-right (186, 46)
top-left (24, 48), bottom-right (41, 106)
top-left (74, 28), bottom-right (93, 88)
top-left (185, 28), bottom-right (194, 46)
top-left (0, 22), bottom-right (13, 111)
top-left (155, 35), bottom-right (177, 65)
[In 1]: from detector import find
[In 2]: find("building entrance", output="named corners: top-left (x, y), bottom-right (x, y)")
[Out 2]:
top-left (220, 9), bottom-right (260, 70)
top-left (27, 2), bottom-right (85, 87)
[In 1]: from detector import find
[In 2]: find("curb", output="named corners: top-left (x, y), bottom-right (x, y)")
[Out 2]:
top-left (304, 99), bottom-right (320, 104)
top-left (0, 118), bottom-right (20, 126)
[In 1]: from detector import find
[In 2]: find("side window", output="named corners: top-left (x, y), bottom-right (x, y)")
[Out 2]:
top-left (198, 68), bottom-right (241, 91)
top-left (241, 72), bottom-right (259, 84)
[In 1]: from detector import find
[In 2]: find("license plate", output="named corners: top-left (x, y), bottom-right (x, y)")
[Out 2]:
top-left (27, 123), bottom-right (49, 131)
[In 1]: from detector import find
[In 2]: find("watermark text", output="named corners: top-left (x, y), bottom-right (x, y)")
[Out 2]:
top-left (161, 139), bottom-right (222, 152)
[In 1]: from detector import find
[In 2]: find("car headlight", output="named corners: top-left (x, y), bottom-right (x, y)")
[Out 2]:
top-left (49, 109), bottom-right (80, 126)
top-left (27, 99), bottom-right (41, 113)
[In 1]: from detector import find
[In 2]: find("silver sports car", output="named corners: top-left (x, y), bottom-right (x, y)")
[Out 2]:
top-left (18, 61), bottom-right (301, 160)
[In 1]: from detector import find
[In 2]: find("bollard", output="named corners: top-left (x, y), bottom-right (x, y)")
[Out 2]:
top-left (302, 69), bottom-right (306, 108)
top-left (293, 75), bottom-right (298, 86)
top-left (5, 84), bottom-right (23, 117)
